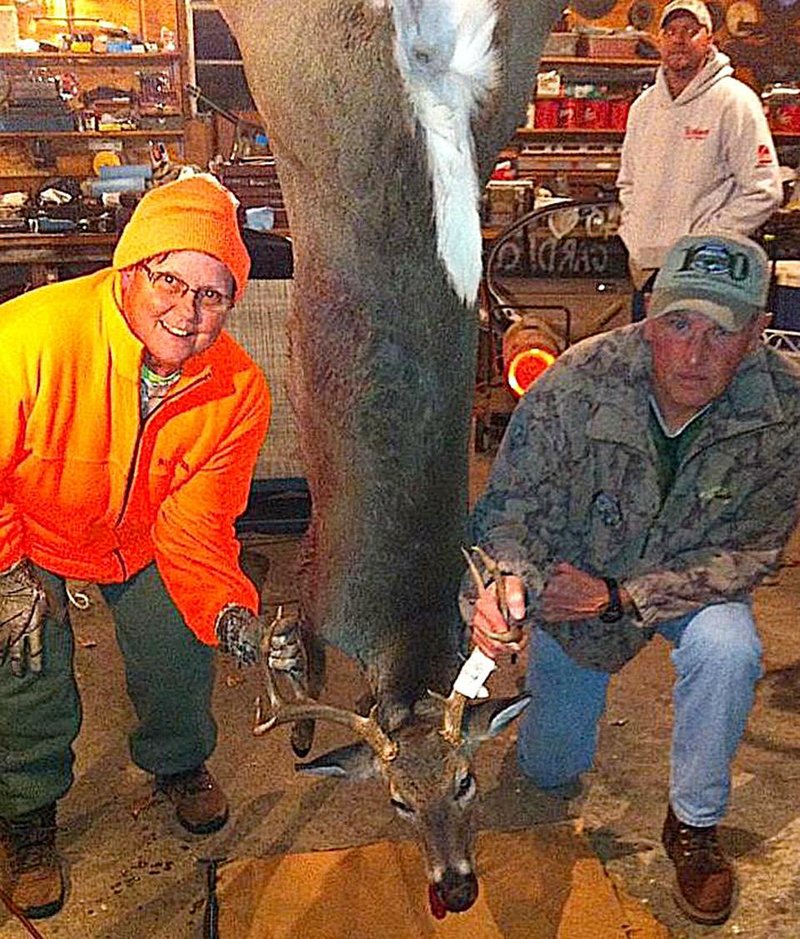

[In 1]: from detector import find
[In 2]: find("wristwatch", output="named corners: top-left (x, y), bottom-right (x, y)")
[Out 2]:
top-left (599, 576), bottom-right (625, 623)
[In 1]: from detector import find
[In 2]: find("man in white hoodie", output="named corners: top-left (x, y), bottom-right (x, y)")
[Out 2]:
top-left (617, 0), bottom-right (782, 319)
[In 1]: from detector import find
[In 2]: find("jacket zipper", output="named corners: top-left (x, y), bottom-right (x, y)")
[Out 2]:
top-left (114, 372), bottom-right (211, 531)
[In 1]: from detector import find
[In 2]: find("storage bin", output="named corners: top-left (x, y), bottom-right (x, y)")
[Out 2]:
top-left (580, 33), bottom-right (640, 58)
top-left (560, 98), bottom-right (579, 128)
top-left (0, 109), bottom-right (74, 131)
top-left (770, 102), bottom-right (800, 133)
top-left (534, 98), bottom-right (560, 129)
top-left (608, 99), bottom-right (631, 130)
top-left (542, 32), bottom-right (579, 57)
top-left (579, 99), bottom-right (611, 129)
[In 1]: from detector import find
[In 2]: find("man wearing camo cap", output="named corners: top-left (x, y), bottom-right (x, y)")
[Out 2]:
top-left (462, 233), bottom-right (800, 925)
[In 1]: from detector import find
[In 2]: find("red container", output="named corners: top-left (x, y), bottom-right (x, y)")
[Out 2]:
top-left (559, 97), bottom-right (579, 128)
top-left (534, 98), bottom-right (560, 129)
top-left (771, 102), bottom-right (800, 133)
top-left (608, 99), bottom-right (631, 131)
top-left (580, 99), bottom-right (611, 129)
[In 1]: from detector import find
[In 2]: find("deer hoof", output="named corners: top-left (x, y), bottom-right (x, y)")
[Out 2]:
top-left (290, 718), bottom-right (315, 757)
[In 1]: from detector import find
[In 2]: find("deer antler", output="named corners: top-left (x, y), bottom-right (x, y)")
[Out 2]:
top-left (254, 608), bottom-right (398, 762)
top-left (429, 687), bottom-right (468, 748)
top-left (461, 545), bottom-right (524, 645)
top-left (434, 544), bottom-right (527, 747)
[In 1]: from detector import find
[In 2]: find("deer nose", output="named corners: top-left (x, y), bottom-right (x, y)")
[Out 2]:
top-left (435, 869), bottom-right (479, 912)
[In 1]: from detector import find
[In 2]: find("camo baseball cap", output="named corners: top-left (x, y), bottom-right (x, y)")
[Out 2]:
top-left (648, 234), bottom-right (769, 332)
top-left (660, 0), bottom-right (713, 32)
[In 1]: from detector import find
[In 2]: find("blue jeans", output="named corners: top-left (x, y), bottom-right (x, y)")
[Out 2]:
top-left (517, 602), bottom-right (763, 827)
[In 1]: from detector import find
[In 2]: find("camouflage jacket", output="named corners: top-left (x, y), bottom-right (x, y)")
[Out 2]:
top-left (464, 324), bottom-right (800, 672)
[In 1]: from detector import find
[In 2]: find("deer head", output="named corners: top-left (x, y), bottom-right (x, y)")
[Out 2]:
top-left (255, 612), bottom-right (529, 916)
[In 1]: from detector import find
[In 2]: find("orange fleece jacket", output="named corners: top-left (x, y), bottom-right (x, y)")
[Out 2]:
top-left (0, 268), bottom-right (270, 644)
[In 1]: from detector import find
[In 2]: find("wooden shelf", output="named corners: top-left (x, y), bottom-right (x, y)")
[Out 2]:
top-left (0, 52), bottom-right (181, 65)
top-left (0, 232), bottom-right (117, 247)
top-left (515, 128), bottom-right (800, 144)
top-left (0, 168), bottom-right (60, 178)
top-left (515, 127), bottom-right (625, 141)
top-left (540, 55), bottom-right (658, 68)
top-left (0, 130), bottom-right (183, 140)
top-left (0, 43), bottom-right (187, 153)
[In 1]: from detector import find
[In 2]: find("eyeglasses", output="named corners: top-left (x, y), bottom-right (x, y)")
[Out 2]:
top-left (661, 23), bottom-right (706, 41)
top-left (139, 262), bottom-right (234, 315)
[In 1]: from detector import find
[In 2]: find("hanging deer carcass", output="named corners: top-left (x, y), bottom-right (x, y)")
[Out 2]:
top-left (217, 0), bottom-right (603, 917)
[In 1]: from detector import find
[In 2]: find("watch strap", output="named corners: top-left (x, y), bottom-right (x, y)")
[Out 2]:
top-left (599, 576), bottom-right (624, 623)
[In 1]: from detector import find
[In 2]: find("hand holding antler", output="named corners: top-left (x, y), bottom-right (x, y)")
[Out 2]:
top-left (254, 607), bottom-right (398, 761)
top-left (266, 607), bottom-right (307, 684)
top-left (462, 546), bottom-right (528, 660)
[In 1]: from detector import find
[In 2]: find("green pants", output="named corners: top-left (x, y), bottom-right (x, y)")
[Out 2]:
top-left (0, 564), bottom-right (216, 819)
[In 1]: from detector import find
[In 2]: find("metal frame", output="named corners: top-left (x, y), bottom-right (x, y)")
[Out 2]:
top-left (475, 197), bottom-right (628, 450)
top-left (763, 328), bottom-right (800, 356)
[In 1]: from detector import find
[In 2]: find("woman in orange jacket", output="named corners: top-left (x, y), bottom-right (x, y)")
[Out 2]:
top-left (0, 174), bottom-right (273, 919)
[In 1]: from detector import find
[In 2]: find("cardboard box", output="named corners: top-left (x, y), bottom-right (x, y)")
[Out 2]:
top-left (215, 829), bottom-right (670, 938)
top-left (0, 6), bottom-right (18, 53)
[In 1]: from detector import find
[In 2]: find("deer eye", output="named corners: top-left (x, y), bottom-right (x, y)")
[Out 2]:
top-left (391, 797), bottom-right (414, 816)
top-left (455, 772), bottom-right (475, 801)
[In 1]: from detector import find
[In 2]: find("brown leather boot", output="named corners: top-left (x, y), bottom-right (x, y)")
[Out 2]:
top-left (662, 804), bottom-right (735, 925)
top-left (156, 764), bottom-right (229, 835)
top-left (1, 803), bottom-right (65, 919)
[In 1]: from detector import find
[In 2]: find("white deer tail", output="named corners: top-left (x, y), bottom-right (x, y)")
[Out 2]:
top-left (388, 0), bottom-right (498, 305)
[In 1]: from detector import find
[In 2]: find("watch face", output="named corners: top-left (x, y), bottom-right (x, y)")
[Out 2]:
top-left (599, 605), bottom-right (625, 623)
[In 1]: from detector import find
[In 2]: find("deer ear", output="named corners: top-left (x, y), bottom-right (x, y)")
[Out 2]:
top-left (463, 694), bottom-right (531, 743)
top-left (295, 742), bottom-right (382, 781)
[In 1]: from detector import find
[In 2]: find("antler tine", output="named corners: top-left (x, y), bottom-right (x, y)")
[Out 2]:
top-left (469, 544), bottom-right (507, 618)
top-left (439, 689), bottom-right (468, 747)
top-left (465, 544), bottom-right (525, 645)
top-left (254, 699), bottom-right (398, 761)
top-left (256, 611), bottom-right (398, 761)
top-left (461, 545), bottom-right (485, 594)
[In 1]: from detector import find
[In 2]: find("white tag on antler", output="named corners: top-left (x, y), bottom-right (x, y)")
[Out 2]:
top-left (454, 647), bottom-right (497, 699)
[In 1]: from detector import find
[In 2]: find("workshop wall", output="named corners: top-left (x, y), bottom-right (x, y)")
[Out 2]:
top-left (570, 0), bottom-right (800, 89)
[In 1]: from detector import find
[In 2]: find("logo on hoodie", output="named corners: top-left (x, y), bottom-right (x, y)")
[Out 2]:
top-left (757, 144), bottom-right (774, 165)
top-left (683, 126), bottom-right (710, 140)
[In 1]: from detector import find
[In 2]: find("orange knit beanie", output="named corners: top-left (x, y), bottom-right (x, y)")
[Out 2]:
top-left (112, 174), bottom-right (251, 299)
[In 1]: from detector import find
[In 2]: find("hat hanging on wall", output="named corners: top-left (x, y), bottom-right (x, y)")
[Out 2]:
top-left (571, 0), bottom-right (619, 19)
top-left (628, 0), bottom-right (654, 30)
top-left (725, 0), bottom-right (760, 36)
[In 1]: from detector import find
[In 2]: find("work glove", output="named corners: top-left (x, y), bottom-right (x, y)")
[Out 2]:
top-left (215, 604), bottom-right (265, 666)
top-left (264, 608), bottom-right (306, 682)
top-left (215, 604), bottom-right (306, 679)
top-left (0, 559), bottom-right (48, 677)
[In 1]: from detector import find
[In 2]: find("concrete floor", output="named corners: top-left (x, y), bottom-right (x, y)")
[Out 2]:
top-left (2, 450), bottom-right (800, 938)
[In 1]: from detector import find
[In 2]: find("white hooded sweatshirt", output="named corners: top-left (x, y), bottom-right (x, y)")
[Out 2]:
top-left (617, 48), bottom-right (782, 271)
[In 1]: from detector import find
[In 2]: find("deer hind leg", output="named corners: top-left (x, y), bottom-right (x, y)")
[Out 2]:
top-left (292, 620), bottom-right (326, 756)
top-left (239, 544), bottom-right (271, 594)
